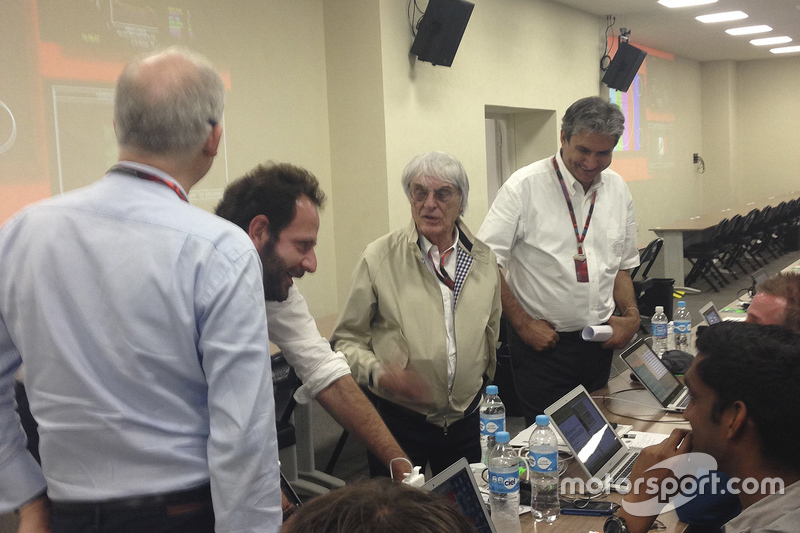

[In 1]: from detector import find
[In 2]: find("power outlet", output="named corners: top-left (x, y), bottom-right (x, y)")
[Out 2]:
top-left (693, 153), bottom-right (699, 164)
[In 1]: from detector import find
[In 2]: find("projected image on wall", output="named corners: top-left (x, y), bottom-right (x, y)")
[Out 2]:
top-left (607, 43), bottom-right (676, 182)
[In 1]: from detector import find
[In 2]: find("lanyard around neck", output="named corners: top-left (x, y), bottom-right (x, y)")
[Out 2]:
top-left (552, 156), bottom-right (596, 256)
top-left (110, 165), bottom-right (188, 203)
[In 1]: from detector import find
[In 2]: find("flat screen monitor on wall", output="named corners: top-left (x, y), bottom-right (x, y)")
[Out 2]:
top-left (410, 0), bottom-right (474, 67)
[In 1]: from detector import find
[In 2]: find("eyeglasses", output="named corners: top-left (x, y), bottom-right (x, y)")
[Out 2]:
top-left (410, 185), bottom-right (458, 203)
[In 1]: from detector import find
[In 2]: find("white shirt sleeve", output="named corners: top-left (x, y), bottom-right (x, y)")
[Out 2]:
top-left (477, 178), bottom-right (525, 269)
top-left (266, 285), bottom-right (351, 404)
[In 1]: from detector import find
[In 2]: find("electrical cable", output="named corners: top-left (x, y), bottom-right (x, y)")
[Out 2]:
top-left (407, 0), bottom-right (425, 37)
top-left (600, 15), bottom-right (616, 72)
top-left (598, 391), bottom-right (691, 424)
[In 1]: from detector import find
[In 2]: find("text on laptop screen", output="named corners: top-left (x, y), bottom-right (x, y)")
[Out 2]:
top-left (550, 392), bottom-right (623, 476)
top-left (624, 343), bottom-right (682, 404)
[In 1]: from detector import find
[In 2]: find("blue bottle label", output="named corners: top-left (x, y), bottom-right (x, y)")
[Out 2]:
top-left (531, 451), bottom-right (558, 473)
top-left (651, 323), bottom-right (668, 337)
top-left (480, 413), bottom-right (505, 436)
top-left (674, 320), bottom-right (691, 334)
top-left (489, 468), bottom-right (519, 494)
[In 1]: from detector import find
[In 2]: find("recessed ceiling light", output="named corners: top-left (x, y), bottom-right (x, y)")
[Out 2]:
top-left (751, 36), bottom-right (792, 46)
top-left (726, 25), bottom-right (772, 36)
top-left (771, 46), bottom-right (800, 54)
top-left (696, 11), bottom-right (748, 23)
top-left (658, 0), bottom-right (717, 7)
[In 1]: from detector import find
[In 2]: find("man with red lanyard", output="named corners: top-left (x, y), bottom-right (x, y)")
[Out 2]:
top-left (477, 96), bottom-right (640, 425)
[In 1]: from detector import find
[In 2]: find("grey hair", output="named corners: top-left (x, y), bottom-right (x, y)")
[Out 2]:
top-left (114, 46), bottom-right (225, 156)
top-left (401, 151), bottom-right (469, 214)
top-left (561, 96), bottom-right (625, 144)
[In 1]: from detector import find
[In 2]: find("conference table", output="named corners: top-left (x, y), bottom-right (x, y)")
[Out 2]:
top-left (650, 191), bottom-right (798, 287)
top-left (516, 367), bottom-right (690, 533)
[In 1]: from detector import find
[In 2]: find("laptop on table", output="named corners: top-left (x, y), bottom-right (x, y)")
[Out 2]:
top-left (422, 457), bottom-right (497, 533)
top-left (545, 385), bottom-right (640, 492)
top-left (621, 337), bottom-right (691, 413)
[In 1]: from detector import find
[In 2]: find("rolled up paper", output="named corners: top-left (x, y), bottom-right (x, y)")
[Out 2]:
top-left (581, 325), bottom-right (613, 342)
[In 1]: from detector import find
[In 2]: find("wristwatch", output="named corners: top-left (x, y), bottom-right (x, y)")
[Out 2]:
top-left (604, 515), bottom-right (630, 533)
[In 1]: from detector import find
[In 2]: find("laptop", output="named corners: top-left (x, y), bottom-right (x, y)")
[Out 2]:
top-left (699, 301), bottom-right (745, 324)
top-left (621, 337), bottom-right (691, 412)
top-left (545, 385), bottom-right (639, 492)
top-left (422, 458), bottom-right (497, 533)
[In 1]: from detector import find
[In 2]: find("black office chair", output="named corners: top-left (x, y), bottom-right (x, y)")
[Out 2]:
top-left (272, 353), bottom-right (301, 451)
top-left (631, 238), bottom-right (665, 333)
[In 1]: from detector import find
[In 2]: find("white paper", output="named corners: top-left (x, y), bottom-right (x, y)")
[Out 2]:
top-left (581, 325), bottom-right (613, 342)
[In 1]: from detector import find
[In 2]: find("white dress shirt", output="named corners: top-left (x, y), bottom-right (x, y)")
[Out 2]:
top-left (477, 151), bottom-right (639, 332)
top-left (0, 163), bottom-right (281, 532)
top-left (266, 284), bottom-right (351, 403)
top-left (418, 231), bottom-right (459, 391)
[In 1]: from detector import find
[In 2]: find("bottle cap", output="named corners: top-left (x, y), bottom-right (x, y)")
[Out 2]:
top-left (535, 414), bottom-right (550, 426)
top-left (486, 385), bottom-right (498, 395)
top-left (495, 431), bottom-right (510, 443)
top-left (655, 305), bottom-right (664, 313)
top-left (678, 300), bottom-right (686, 308)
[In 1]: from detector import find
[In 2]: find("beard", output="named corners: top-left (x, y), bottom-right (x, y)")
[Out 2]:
top-left (260, 240), bottom-right (293, 302)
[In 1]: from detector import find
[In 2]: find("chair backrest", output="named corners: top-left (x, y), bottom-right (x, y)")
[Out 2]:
top-left (630, 237), bottom-right (663, 280)
top-left (272, 352), bottom-right (302, 449)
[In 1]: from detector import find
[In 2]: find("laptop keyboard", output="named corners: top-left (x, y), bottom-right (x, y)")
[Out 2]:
top-left (612, 452), bottom-right (640, 484)
top-left (676, 394), bottom-right (690, 409)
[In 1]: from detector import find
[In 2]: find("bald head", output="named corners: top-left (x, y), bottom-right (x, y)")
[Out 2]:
top-left (114, 47), bottom-right (225, 158)
top-left (745, 272), bottom-right (800, 333)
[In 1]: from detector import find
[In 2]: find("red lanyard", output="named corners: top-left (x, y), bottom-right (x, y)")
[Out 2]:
top-left (552, 156), bottom-right (596, 257)
top-left (110, 165), bottom-right (188, 203)
top-left (428, 247), bottom-right (455, 291)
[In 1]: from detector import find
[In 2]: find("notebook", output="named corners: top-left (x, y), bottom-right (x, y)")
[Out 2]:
top-left (422, 458), bottom-right (497, 533)
top-left (544, 385), bottom-right (640, 492)
top-left (621, 337), bottom-right (691, 412)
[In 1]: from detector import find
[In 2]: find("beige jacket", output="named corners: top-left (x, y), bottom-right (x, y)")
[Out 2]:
top-left (332, 219), bottom-right (502, 427)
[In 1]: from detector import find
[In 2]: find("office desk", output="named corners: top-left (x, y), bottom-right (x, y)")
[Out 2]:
top-left (518, 371), bottom-right (689, 533)
top-left (650, 192), bottom-right (798, 286)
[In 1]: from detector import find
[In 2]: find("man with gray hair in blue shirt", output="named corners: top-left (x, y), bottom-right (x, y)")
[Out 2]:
top-left (0, 47), bottom-right (280, 532)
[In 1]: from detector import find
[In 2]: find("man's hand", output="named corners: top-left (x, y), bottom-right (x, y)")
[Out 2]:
top-left (17, 495), bottom-right (50, 533)
top-left (602, 314), bottom-right (640, 350)
top-left (516, 317), bottom-right (559, 351)
top-left (618, 429), bottom-right (693, 533)
top-left (378, 365), bottom-right (433, 407)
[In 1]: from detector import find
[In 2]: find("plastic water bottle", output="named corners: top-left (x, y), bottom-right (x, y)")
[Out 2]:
top-left (651, 305), bottom-right (668, 357)
top-left (674, 300), bottom-right (692, 352)
top-left (488, 431), bottom-right (521, 533)
top-left (480, 385), bottom-right (505, 465)
top-left (528, 415), bottom-right (560, 523)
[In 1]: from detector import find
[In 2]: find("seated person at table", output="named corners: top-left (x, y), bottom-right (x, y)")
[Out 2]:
top-left (677, 271), bottom-right (800, 531)
top-left (281, 478), bottom-right (478, 533)
top-left (332, 151), bottom-right (502, 477)
top-left (608, 323), bottom-right (800, 533)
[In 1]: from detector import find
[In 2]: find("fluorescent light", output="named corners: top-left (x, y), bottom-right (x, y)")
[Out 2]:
top-left (696, 11), bottom-right (748, 23)
top-left (751, 36), bottom-right (792, 46)
top-left (771, 46), bottom-right (800, 54)
top-left (658, 0), bottom-right (717, 7)
top-left (726, 25), bottom-right (772, 36)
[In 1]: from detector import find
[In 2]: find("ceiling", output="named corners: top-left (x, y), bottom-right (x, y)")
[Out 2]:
top-left (549, 0), bottom-right (800, 62)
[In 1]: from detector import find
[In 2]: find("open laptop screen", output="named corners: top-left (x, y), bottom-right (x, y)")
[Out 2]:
top-left (422, 458), bottom-right (496, 533)
top-left (549, 390), bottom-right (622, 476)
top-left (622, 340), bottom-right (684, 406)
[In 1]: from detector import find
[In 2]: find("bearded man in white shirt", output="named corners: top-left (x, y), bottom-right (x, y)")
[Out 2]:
top-left (478, 96), bottom-right (640, 424)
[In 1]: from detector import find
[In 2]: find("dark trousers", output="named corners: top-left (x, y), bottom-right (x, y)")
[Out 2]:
top-left (507, 325), bottom-right (613, 426)
top-left (51, 484), bottom-right (214, 533)
top-left (366, 391), bottom-right (481, 477)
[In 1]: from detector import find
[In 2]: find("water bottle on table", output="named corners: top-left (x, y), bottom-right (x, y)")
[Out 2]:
top-left (674, 300), bottom-right (692, 352)
top-left (528, 414), bottom-right (560, 523)
top-left (488, 431), bottom-right (521, 533)
top-left (651, 305), bottom-right (668, 356)
top-left (480, 385), bottom-right (505, 465)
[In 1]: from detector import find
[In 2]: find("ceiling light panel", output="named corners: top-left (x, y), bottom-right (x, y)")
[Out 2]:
top-left (751, 36), bottom-right (792, 46)
top-left (771, 46), bottom-right (800, 54)
top-left (726, 25), bottom-right (772, 36)
top-left (696, 11), bottom-right (748, 23)
top-left (658, 0), bottom-right (717, 7)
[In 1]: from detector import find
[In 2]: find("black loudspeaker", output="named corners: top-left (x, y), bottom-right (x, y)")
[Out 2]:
top-left (410, 0), bottom-right (474, 67)
top-left (602, 42), bottom-right (647, 92)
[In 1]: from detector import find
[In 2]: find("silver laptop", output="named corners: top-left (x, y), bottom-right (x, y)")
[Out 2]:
top-left (621, 337), bottom-right (691, 413)
top-left (422, 458), bottom-right (497, 533)
top-left (700, 301), bottom-right (745, 324)
top-left (544, 385), bottom-right (639, 492)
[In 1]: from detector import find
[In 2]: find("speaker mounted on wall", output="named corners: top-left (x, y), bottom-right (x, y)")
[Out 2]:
top-left (602, 42), bottom-right (647, 92)
top-left (410, 0), bottom-right (475, 67)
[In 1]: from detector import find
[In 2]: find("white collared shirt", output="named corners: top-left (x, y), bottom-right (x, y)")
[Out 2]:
top-left (418, 230), bottom-right (459, 390)
top-left (477, 151), bottom-right (639, 332)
